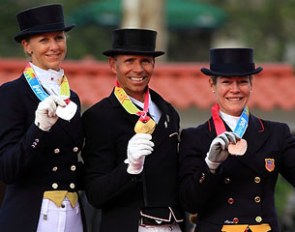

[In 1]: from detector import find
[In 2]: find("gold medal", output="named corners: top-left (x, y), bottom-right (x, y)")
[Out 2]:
top-left (228, 138), bottom-right (247, 156)
top-left (134, 119), bottom-right (156, 134)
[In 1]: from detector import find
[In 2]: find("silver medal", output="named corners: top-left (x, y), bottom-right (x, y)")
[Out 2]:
top-left (56, 101), bottom-right (77, 121)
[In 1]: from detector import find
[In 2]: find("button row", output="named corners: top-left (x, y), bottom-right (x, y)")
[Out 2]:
top-left (51, 183), bottom-right (76, 189)
top-left (54, 147), bottom-right (80, 154)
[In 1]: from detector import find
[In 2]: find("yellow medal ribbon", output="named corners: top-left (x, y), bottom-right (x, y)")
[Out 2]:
top-left (114, 83), bottom-right (156, 134)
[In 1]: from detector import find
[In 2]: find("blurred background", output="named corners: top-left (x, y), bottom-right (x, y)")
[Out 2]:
top-left (1, 0), bottom-right (295, 231)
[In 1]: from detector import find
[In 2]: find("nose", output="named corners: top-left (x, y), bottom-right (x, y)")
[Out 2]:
top-left (49, 39), bottom-right (59, 50)
top-left (231, 82), bottom-right (240, 92)
top-left (132, 61), bottom-right (144, 72)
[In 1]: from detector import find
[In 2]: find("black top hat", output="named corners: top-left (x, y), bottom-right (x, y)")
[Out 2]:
top-left (103, 28), bottom-right (165, 57)
top-left (201, 48), bottom-right (263, 77)
top-left (14, 4), bottom-right (74, 43)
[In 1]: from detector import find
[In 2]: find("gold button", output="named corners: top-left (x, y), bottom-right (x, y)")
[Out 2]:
top-left (70, 165), bottom-right (76, 171)
top-left (254, 177), bottom-right (261, 183)
top-left (54, 148), bottom-right (60, 154)
top-left (73, 147), bottom-right (79, 152)
top-left (69, 183), bottom-right (75, 189)
top-left (254, 196), bottom-right (261, 203)
top-left (227, 198), bottom-right (234, 205)
top-left (52, 183), bottom-right (58, 189)
top-left (224, 178), bottom-right (231, 184)
top-left (52, 167), bottom-right (58, 172)
top-left (255, 216), bottom-right (262, 223)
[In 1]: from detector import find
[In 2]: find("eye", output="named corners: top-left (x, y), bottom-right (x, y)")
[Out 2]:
top-left (56, 35), bottom-right (65, 41)
top-left (39, 38), bottom-right (48, 43)
top-left (141, 58), bottom-right (153, 65)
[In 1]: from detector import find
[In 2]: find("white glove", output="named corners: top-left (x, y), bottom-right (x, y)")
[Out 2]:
top-left (125, 133), bottom-right (154, 174)
top-left (34, 95), bottom-right (66, 131)
top-left (205, 131), bottom-right (236, 173)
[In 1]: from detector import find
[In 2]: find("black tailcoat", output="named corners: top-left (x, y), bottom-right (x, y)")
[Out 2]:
top-left (0, 75), bottom-right (86, 232)
top-left (82, 89), bottom-right (184, 232)
top-left (179, 115), bottom-right (295, 232)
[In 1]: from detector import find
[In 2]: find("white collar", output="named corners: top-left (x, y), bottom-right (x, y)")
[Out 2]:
top-left (219, 111), bottom-right (240, 132)
top-left (30, 62), bottom-right (64, 85)
top-left (129, 93), bottom-right (161, 123)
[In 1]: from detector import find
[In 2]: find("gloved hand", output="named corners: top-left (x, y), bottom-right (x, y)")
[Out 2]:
top-left (205, 131), bottom-right (237, 173)
top-left (125, 133), bottom-right (154, 174)
top-left (34, 95), bottom-right (66, 131)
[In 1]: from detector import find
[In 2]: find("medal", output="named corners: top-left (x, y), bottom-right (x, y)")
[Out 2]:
top-left (134, 118), bottom-right (156, 134)
top-left (228, 138), bottom-right (247, 156)
top-left (114, 82), bottom-right (156, 134)
top-left (56, 100), bottom-right (77, 121)
top-left (211, 104), bottom-right (249, 156)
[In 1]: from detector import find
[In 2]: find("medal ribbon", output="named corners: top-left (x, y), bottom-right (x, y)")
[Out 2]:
top-left (211, 103), bottom-right (249, 138)
top-left (114, 81), bottom-right (153, 123)
top-left (23, 63), bottom-right (70, 101)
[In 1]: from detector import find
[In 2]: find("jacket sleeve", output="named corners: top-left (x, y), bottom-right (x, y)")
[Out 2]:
top-left (81, 104), bottom-right (138, 209)
top-left (178, 126), bottom-right (223, 214)
top-left (0, 81), bottom-right (46, 183)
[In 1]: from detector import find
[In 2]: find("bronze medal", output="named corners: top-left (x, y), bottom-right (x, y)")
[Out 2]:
top-left (228, 138), bottom-right (247, 156)
top-left (134, 119), bottom-right (156, 134)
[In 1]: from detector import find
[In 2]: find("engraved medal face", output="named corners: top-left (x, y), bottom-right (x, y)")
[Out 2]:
top-left (134, 119), bottom-right (156, 134)
top-left (56, 101), bottom-right (77, 121)
top-left (228, 139), bottom-right (247, 156)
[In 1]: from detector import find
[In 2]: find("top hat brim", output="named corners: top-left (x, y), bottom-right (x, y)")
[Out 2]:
top-left (103, 49), bottom-right (165, 57)
top-left (200, 66), bottom-right (263, 77)
top-left (14, 24), bottom-right (75, 43)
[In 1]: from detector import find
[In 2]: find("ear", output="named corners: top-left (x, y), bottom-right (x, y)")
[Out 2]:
top-left (209, 78), bottom-right (215, 92)
top-left (108, 57), bottom-right (117, 75)
top-left (21, 39), bottom-right (31, 54)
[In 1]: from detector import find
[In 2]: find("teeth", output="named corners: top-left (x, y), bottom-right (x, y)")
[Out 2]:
top-left (130, 77), bottom-right (144, 81)
top-left (228, 98), bottom-right (241, 101)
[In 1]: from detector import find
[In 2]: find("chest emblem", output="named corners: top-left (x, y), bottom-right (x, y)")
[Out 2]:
top-left (265, 158), bottom-right (275, 172)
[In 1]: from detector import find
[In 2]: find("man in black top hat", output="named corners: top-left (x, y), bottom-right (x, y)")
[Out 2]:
top-left (178, 48), bottom-right (295, 232)
top-left (81, 28), bottom-right (184, 232)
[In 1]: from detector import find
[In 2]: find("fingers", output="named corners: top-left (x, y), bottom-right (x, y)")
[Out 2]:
top-left (130, 133), bottom-right (154, 148)
top-left (218, 131), bottom-right (237, 148)
top-left (50, 95), bottom-right (67, 107)
top-left (38, 96), bottom-right (67, 117)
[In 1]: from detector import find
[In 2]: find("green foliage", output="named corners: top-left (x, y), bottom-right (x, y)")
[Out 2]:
top-left (2, 0), bottom-right (295, 62)
top-left (275, 175), bottom-right (293, 217)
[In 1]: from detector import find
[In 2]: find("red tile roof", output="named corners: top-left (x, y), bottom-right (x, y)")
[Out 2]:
top-left (0, 58), bottom-right (294, 111)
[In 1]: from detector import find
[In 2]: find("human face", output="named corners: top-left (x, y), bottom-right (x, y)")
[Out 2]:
top-left (21, 31), bottom-right (67, 71)
top-left (210, 76), bottom-right (252, 116)
top-left (109, 54), bottom-right (155, 102)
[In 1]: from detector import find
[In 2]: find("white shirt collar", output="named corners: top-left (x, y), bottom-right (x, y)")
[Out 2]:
top-left (129, 93), bottom-right (162, 123)
top-left (30, 62), bottom-right (64, 85)
top-left (219, 110), bottom-right (240, 132)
